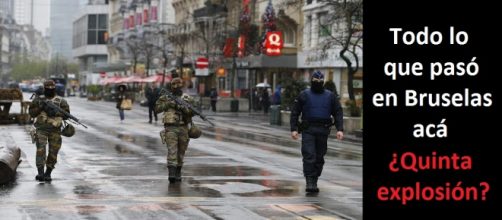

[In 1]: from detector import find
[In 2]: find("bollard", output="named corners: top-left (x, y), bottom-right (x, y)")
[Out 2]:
top-left (0, 145), bottom-right (21, 184)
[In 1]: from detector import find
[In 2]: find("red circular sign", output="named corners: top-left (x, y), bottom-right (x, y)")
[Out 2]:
top-left (196, 57), bottom-right (209, 69)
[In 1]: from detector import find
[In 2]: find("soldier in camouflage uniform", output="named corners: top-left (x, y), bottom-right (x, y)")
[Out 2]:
top-left (29, 80), bottom-right (70, 182)
top-left (155, 77), bottom-right (195, 183)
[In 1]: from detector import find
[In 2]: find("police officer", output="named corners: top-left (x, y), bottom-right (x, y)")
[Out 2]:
top-left (29, 80), bottom-right (70, 182)
top-left (290, 71), bottom-right (344, 193)
top-left (155, 77), bottom-right (195, 183)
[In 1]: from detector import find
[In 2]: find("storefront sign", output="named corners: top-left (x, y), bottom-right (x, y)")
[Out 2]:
top-left (264, 32), bottom-right (283, 56)
top-left (238, 35), bottom-right (246, 57)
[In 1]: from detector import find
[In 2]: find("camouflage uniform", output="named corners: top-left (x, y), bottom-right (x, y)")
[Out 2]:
top-left (29, 80), bottom-right (70, 181)
top-left (155, 78), bottom-right (194, 183)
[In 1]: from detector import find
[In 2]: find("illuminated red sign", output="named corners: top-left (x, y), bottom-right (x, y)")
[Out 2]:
top-left (264, 31), bottom-right (283, 56)
top-left (238, 35), bottom-right (246, 58)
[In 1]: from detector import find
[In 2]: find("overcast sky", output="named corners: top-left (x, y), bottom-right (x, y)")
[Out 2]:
top-left (32, 0), bottom-right (50, 36)
top-left (32, 0), bottom-right (88, 37)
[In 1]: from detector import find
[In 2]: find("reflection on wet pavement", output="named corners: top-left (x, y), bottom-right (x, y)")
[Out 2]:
top-left (0, 96), bottom-right (362, 220)
top-left (184, 165), bottom-right (273, 177)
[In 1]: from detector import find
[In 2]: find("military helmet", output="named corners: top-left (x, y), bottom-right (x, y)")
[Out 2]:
top-left (44, 80), bottom-right (56, 89)
top-left (170, 78), bottom-right (183, 90)
top-left (61, 123), bottom-right (75, 137)
top-left (188, 124), bottom-right (202, 139)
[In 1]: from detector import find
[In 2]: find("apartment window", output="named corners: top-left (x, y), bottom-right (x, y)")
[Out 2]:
top-left (283, 27), bottom-right (296, 46)
top-left (88, 15), bottom-right (97, 29)
top-left (98, 14), bottom-right (107, 29)
top-left (306, 16), bottom-right (311, 47)
top-left (87, 14), bottom-right (108, 45)
top-left (318, 12), bottom-right (331, 38)
top-left (88, 30), bottom-right (97, 44)
top-left (73, 16), bottom-right (88, 48)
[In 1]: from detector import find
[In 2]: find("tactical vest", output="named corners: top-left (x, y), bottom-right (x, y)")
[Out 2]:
top-left (302, 89), bottom-right (333, 121)
top-left (163, 108), bottom-right (185, 125)
top-left (50, 96), bottom-right (63, 108)
top-left (35, 96), bottom-right (64, 130)
top-left (162, 93), bottom-right (191, 125)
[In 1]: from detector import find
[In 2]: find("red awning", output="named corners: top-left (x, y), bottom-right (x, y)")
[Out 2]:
top-left (100, 76), bottom-right (122, 85)
top-left (141, 74), bottom-right (172, 83)
top-left (115, 75), bottom-right (143, 84)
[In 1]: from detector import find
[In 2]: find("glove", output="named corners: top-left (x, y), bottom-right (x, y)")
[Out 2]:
top-left (33, 98), bottom-right (43, 106)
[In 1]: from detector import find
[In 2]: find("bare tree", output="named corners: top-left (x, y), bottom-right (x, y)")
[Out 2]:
top-left (125, 37), bottom-right (142, 74)
top-left (193, 16), bottom-right (226, 70)
top-left (139, 33), bottom-right (159, 77)
top-left (282, 0), bottom-right (363, 101)
top-left (156, 28), bottom-right (174, 87)
top-left (167, 28), bottom-right (191, 77)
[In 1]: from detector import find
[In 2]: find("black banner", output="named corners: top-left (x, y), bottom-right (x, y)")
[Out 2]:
top-left (364, 0), bottom-right (499, 218)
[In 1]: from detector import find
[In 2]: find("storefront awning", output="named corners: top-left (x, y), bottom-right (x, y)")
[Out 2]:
top-left (253, 54), bottom-right (297, 68)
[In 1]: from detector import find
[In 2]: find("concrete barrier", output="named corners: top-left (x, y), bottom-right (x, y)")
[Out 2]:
top-left (0, 145), bottom-right (21, 184)
top-left (215, 98), bottom-right (250, 112)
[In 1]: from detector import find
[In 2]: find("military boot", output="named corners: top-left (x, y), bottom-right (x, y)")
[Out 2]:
top-left (44, 167), bottom-right (53, 182)
top-left (305, 177), bottom-right (319, 193)
top-left (35, 167), bottom-right (44, 181)
top-left (168, 166), bottom-right (176, 183)
top-left (175, 166), bottom-right (182, 182)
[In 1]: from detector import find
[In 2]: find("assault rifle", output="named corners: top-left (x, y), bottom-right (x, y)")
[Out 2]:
top-left (159, 88), bottom-right (215, 126)
top-left (30, 92), bottom-right (88, 129)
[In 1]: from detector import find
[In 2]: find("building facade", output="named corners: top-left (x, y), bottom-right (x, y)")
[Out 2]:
top-left (299, 0), bottom-right (363, 103)
top-left (50, 0), bottom-right (79, 60)
top-left (19, 25), bottom-right (51, 60)
top-left (0, 0), bottom-right (14, 18)
top-left (0, 16), bottom-right (51, 82)
top-left (0, 17), bottom-right (12, 79)
top-left (72, 1), bottom-right (109, 79)
top-left (106, 0), bottom-right (175, 77)
top-left (14, 0), bottom-right (33, 26)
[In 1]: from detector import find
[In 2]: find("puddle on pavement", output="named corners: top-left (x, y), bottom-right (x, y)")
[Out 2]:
top-left (102, 165), bottom-right (272, 177)
top-left (113, 179), bottom-right (222, 198)
top-left (188, 179), bottom-right (301, 197)
top-left (184, 165), bottom-right (274, 177)
top-left (73, 131), bottom-right (134, 156)
top-left (76, 205), bottom-right (107, 215)
top-left (72, 185), bottom-right (107, 200)
top-left (114, 132), bottom-right (215, 157)
top-left (114, 144), bottom-right (134, 155)
top-left (73, 185), bottom-right (99, 194)
top-left (100, 164), bottom-right (167, 176)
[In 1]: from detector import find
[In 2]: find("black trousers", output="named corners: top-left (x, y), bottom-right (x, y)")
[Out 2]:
top-left (211, 101), bottom-right (217, 112)
top-left (148, 105), bottom-right (158, 122)
top-left (301, 125), bottom-right (330, 177)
